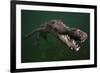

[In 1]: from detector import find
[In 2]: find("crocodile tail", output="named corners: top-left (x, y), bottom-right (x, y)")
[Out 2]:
top-left (24, 27), bottom-right (45, 40)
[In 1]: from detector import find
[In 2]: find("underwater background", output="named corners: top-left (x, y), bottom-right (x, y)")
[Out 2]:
top-left (21, 10), bottom-right (90, 63)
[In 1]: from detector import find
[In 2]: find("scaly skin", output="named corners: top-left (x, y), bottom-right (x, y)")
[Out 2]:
top-left (24, 19), bottom-right (88, 51)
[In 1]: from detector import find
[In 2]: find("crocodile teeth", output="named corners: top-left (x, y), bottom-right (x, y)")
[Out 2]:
top-left (75, 47), bottom-right (80, 51)
top-left (73, 40), bottom-right (76, 45)
top-left (59, 34), bottom-right (80, 51)
top-left (71, 47), bottom-right (73, 50)
top-left (76, 44), bottom-right (78, 47)
top-left (66, 35), bottom-right (70, 40)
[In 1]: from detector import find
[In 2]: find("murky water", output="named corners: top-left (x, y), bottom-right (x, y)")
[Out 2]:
top-left (21, 10), bottom-right (90, 63)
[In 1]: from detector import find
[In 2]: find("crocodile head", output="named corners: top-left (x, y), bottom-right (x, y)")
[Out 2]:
top-left (48, 20), bottom-right (88, 51)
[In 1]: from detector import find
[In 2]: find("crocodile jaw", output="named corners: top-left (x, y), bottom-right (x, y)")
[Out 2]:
top-left (58, 34), bottom-right (80, 51)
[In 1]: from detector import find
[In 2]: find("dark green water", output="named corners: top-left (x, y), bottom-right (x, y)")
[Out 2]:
top-left (21, 10), bottom-right (90, 63)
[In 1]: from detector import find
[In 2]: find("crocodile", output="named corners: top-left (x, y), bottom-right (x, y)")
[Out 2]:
top-left (24, 19), bottom-right (88, 51)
